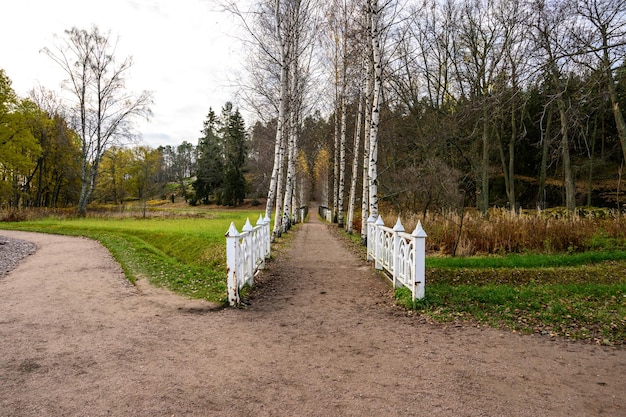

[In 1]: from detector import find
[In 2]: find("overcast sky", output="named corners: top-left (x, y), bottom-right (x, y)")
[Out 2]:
top-left (1, 0), bottom-right (245, 148)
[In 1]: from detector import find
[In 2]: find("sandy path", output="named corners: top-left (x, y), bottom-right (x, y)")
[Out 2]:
top-left (0, 214), bottom-right (624, 417)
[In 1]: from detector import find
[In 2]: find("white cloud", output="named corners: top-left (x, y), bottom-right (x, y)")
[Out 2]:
top-left (0, 0), bottom-right (244, 148)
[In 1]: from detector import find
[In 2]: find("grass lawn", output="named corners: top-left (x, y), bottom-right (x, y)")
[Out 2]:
top-left (3, 208), bottom-right (625, 345)
top-left (337, 226), bottom-right (626, 345)
top-left (0, 210), bottom-right (267, 303)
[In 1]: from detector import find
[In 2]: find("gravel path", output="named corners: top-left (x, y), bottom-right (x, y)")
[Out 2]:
top-left (0, 214), bottom-right (624, 416)
top-left (0, 235), bottom-right (36, 277)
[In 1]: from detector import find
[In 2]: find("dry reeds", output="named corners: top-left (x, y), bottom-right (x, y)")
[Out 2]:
top-left (375, 207), bottom-right (626, 256)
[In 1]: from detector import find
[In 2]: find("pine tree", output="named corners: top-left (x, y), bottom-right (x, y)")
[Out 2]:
top-left (193, 109), bottom-right (224, 204)
top-left (221, 103), bottom-right (247, 206)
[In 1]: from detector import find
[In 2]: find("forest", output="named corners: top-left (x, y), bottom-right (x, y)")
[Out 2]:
top-left (1, 0), bottom-right (625, 238)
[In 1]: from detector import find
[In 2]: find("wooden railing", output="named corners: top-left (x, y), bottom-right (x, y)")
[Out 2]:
top-left (225, 215), bottom-right (271, 306)
top-left (367, 216), bottom-right (427, 301)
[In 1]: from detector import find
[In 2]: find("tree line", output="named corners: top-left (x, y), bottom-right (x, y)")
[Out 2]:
top-left (0, 27), bottom-right (249, 214)
top-left (1, 63), bottom-right (251, 210)
top-left (3, 0), bottom-right (625, 242)
top-left (233, 0), bottom-right (625, 244)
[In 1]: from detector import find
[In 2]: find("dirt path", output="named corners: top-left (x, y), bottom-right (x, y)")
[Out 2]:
top-left (0, 213), bottom-right (624, 417)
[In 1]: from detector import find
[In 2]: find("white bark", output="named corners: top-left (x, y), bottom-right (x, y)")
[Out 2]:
top-left (272, 32), bottom-right (289, 239)
top-left (265, 0), bottom-right (289, 226)
top-left (361, 18), bottom-right (373, 245)
top-left (338, 91), bottom-right (347, 228)
top-left (229, 0), bottom-right (315, 230)
top-left (368, 0), bottom-right (382, 219)
top-left (346, 86), bottom-right (363, 233)
top-left (332, 50), bottom-right (340, 223)
top-left (272, 116), bottom-right (287, 239)
top-left (281, 52), bottom-right (298, 232)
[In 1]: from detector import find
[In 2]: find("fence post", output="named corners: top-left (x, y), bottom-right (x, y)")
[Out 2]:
top-left (242, 218), bottom-right (254, 285)
top-left (412, 221), bottom-right (427, 300)
top-left (225, 222), bottom-right (240, 306)
top-left (374, 216), bottom-right (385, 270)
top-left (256, 214), bottom-right (266, 269)
top-left (263, 214), bottom-right (271, 257)
top-left (366, 215), bottom-right (377, 261)
top-left (392, 218), bottom-right (405, 289)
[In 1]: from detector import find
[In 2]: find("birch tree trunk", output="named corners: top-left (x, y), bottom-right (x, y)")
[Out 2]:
top-left (272, 43), bottom-right (289, 239)
top-left (360, 26), bottom-right (373, 245)
top-left (360, 63), bottom-right (372, 244)
top-left (337, 89), bottom-right (347, 228)
top-left (346, 87), bottom-right (363, 234)
top-left (368, 0), bottom-right (382, 219)
top-left (281, 50), bottom-right (299, 232)
top-left (272, 115), bottom-right (288, 239)
top-left (265, 1), bottom-right (289, 226)
top-left (332, 62), bottom-right (340, 223)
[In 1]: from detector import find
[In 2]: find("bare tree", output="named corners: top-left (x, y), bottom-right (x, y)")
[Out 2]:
top-left (575, 0), bottom-right (626, 165)
top-left (327, 0), bottom-right (358, 228)
top-left (454, 0), bottom-right (509, 214)
top-left (530, 0), bottom-right (578, 211)
top-left (227, 0), bottom-right (317, 238)
top-left (493, 0), bottom-right (533, 212)
top-left (43, 26), bottom-right (152, 216)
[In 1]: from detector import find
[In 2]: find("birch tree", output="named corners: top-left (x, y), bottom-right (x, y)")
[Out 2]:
top-left (229, 0), bottom-right (316, 239)
top-left (43, 26), bottom-right (152, 216)
top-left (328, 0), bottom-right (355, 228)
top-left (368, 0), bottom-right (384, 220)
top-left (346, 83), bottom-right (363, 233)
top-left (279, 0), bottom-right (317, 234)
top-left (281, 34), bottom-right (300, 232)
top-left (266, 1), bottom-right (291, 236)
top-left (360, 54), bottom-right (372, 244)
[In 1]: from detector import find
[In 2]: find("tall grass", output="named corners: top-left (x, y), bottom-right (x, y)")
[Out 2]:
top-left (376, 207), bottom-right (626, 256)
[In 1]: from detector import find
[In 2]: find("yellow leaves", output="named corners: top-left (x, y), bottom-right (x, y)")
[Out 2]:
top-left (313, 147), bottom-right (331, 178)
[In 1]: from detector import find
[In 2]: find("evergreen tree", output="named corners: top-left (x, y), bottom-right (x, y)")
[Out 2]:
top-left (193, 109), bottom-right (224, 204)
top-left (221, 103), bottom-right (247, 206)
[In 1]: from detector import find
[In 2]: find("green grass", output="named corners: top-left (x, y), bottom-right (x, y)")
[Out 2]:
top-left (0, 211), bottom-right (267, 303)
top-left (396, 281), bottom-right (625, 344)
top-left (426, 250), bottom-right (626, 269)
top-left (333, 227), bottom-right (626, 345)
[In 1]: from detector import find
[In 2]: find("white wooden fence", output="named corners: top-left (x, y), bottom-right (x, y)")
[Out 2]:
top-left (367, 215), bottom-right (427, 301)
top-left (225, 214), bottom-right (271, 306)
top-left (318, 205), bottom-right (333, 222)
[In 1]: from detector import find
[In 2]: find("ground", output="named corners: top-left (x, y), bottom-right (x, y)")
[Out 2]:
top-left (0, 212), bottom-right (624, 416)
